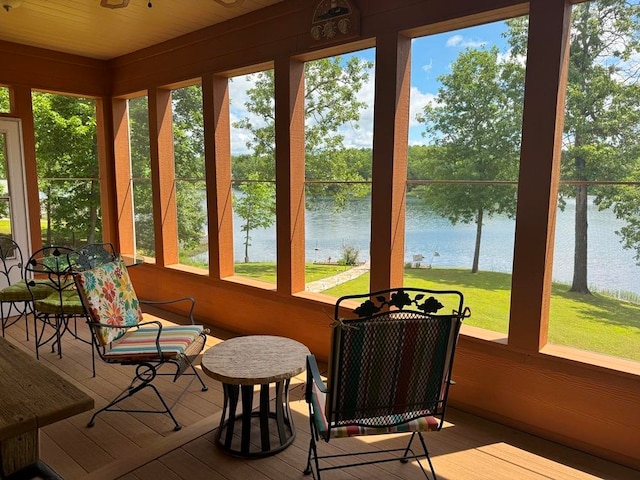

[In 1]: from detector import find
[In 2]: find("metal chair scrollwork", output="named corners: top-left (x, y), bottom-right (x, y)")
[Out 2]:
top-left (0, 237), bottom-right (43, 340)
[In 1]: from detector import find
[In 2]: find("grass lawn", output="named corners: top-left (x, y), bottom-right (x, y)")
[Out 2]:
top-left (323, 268), bottom-right (640, 362)
top-left (179, 260), bottom-right (350, 284)
top-left (0, 219), bottom-right (10, 235)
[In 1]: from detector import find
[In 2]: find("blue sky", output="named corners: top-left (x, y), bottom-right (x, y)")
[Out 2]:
top-left (228, 20), bottom-right (511, 154)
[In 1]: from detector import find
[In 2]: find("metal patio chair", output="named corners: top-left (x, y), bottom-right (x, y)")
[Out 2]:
top-left (70, 254), bottom-right (209, 431)
top-left (0, 237), bottom-right (53, 340)
top-left (25, 246), bottom-right (90, 360)
top-left (304, 287), bottom-right (470, 480)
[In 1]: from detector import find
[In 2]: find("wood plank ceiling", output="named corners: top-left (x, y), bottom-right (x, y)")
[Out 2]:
top-left (0, 0), bottom-right (283, 60)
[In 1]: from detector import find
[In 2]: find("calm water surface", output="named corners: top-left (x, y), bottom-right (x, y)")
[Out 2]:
top-left (204, 196), bottom-right (640, 295)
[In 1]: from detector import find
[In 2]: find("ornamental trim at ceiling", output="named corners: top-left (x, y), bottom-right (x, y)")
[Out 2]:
top-left (309, 0), bottom-right (360, 47)
top-left (100, 0), bottom-right (245, 8)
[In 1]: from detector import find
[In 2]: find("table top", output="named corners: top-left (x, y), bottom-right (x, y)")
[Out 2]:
top-left (0, 337), bottom-right (94, 441)
top-left (201, 335), bottom-right (310, 385)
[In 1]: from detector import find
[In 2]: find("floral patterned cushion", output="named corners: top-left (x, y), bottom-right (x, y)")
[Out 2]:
top-left (74, 258), bottom-right (143, 346)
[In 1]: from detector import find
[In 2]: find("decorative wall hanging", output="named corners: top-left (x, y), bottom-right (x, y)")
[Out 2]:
top-left (309, 0), bottom-right (360, 47)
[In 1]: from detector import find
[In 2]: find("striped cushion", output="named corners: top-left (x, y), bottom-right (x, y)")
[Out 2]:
top-left (104, 325), bottom-right (205, 361)
top-left (74, 258), bottom-right (143, 346)
top-left (310, 381), bottom-right (439, 440)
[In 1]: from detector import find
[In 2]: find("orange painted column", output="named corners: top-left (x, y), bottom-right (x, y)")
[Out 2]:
top-left (95, 97), bottom-right (118, 249)
top-left (369, 33), bottom-right (411, 292)
top-left (203, 74), bottom-right (234, 279)
top-left (148, 87), bottom-right (178, 266)
top-left (11, 86), bottom-right (42, 252)
top-left (509, 0), bottom-right (571, 351)
top-left (112, 97), bottom-right (135, 256)
top-left (275, 57), bottom-right (306, 295)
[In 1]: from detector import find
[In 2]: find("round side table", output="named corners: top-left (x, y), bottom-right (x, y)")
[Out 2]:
top-left (201, 335), bottom-right (310, 458)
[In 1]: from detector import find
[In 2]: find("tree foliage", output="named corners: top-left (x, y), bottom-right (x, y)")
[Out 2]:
top-left (416, 46), bottom-right (524, 273)
top-left (509, 1), bottom-right (640, 293)
top-left (0, 87), bottom-right (8, 111)
top-left (32, 92), bottom-right (101, 247)
top-left (232, 56), bottom-right (373, 259)
top-left (172, 86), bottom-right (207, 253)
top-left (234, 174), bottom-right (276, 263)
top-left (127, 96), bottom-right (154, 255)
top-left (128, 87), bottom-right (207, 256)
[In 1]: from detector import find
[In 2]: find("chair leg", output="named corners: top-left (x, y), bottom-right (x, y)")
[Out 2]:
top-left (87, 362), bottom-right (182, 431)
top-left (1, 301), bottom-right (30, 341)
top-left (304, 404), bottom-right (321, 478)
top-left (416, 432), bottom-right (438, 480)
top-left (91, 337), bottom-right (96, 377)
top-left (189, 362), bottom-right (208, 392)
top-left (399, 432), bottom-right (437, 480)
top-left (1, 302), bottom-right (5, 338)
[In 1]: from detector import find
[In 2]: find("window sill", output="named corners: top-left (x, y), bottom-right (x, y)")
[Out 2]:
top-left (540, 344), bottom-right (640, 377)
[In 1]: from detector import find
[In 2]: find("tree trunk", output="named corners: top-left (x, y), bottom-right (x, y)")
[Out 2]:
top-left (570, 183), bottom-right (591, 294)
top-left (244, 223), bottom-right (250, 263)
top-left (472, 206), bottom-right (483, 273)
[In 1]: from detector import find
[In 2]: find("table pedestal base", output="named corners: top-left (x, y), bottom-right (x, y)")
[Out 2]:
top-left (216, 378), bottom-right (295, 458)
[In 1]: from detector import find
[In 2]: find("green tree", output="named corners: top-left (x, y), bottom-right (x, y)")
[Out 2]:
top-left (172, 86), bottom-right (206, 253)
top-left (128, 96), bottom-right (154, 255)
top-left (127, 87), bottom-right (207, 256)
top-left (234, 56), bottom-right (373, 204)
top-left (0, 87), bottom-right (9, 111)
top-left (232, 58), bottom-right (373, 260)
top-left (416, 46), bottom-right (524, 273)
top-left (234, 174), bottom-right (276, 263)
top-left (508, 1), bottom-right (640, 294)
top-left (32, 92), bottom-right (101, 247)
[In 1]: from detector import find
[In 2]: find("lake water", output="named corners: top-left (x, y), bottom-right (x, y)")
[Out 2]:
top-left (201, 195), bottom-right (640, 296)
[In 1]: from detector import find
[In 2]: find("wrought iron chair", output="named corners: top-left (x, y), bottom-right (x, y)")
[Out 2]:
top-left (66, 242), bottom-right (119, 376)
top-left (304, 287), bottom-right (470, 480)
top-left (0, 237), bottom-right (53, 340)
top-left (25, 246), bottom-right (90, 360)
top-left (70, 254), bottom-right (209, 431)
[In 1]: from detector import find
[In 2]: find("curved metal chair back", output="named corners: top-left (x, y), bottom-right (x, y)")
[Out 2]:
top-left (67, 242), bottom-right (117, 272)
top-left (0, 237), bottom-right (29, 338)
top-left (0, 236), bottom-right (24, 286)
top-left (25, 246), bottom-right (90, 361)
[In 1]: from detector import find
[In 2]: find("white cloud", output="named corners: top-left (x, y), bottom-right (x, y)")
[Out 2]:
top-left (446, 33), bottom-right (487, 49)
top-left (229, 73), bottom-right (271, 155)
top-left (421, 58), bottom-right (433, 73)
top-left (341, 66), bottom-right (375, 149)
top-left (409, 86), bottom-right (436, 127)
top-left (446, 34), bottom-right (463, 47)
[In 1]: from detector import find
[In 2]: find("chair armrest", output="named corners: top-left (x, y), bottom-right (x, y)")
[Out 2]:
top-left (305, 354), bottom-right (327, 403)
top-left (90, 319), bottom-right (165, 358)
top-left (134, 319), bottom-right (164, 357)
top-left (139, 296), bottom-right (196, 324)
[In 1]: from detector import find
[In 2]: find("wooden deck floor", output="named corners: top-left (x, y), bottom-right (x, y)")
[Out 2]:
top-left (2, 313), bottom-right (638, 480)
